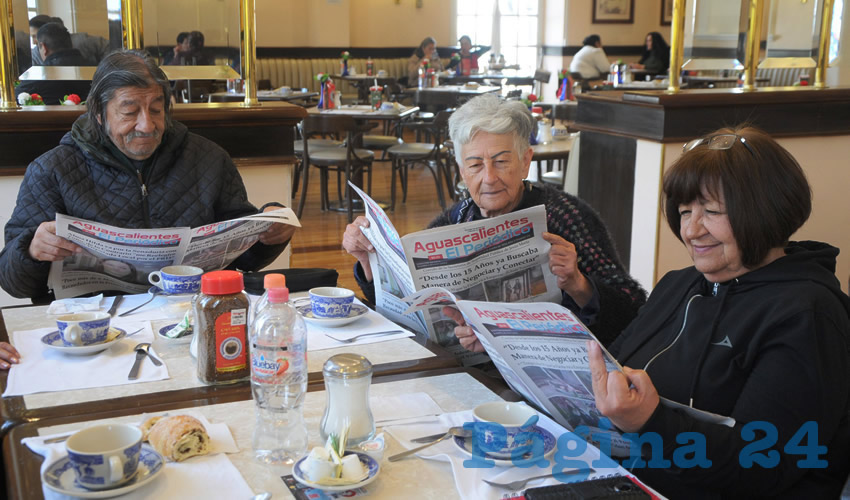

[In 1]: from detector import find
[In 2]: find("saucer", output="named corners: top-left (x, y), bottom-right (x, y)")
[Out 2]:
top-left (295, 303), bottom-right (369, 327)
top-left (292, 451), bottom-right (379, 492)
top-left (42, 444), bottom-right (164, 498)
top-left (149, 286), bottom-right (196, 302)
top-left (41, 327), bottom-right (128, 355)
top-left (157, 323), bottom-right (193, 344)
top-left (453, 425), bottom-right (556, 466)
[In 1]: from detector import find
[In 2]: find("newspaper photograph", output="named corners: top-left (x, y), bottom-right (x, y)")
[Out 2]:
top-left (349, 183), bottom-right (561, 365)
top-left (48, 208), bottom-right (300, 298)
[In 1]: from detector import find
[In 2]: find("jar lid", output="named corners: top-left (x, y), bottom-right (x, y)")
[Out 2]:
top-left (323, 353), bottom-right (373, 379)
top-left (201, 270), bottom-right (244, 295)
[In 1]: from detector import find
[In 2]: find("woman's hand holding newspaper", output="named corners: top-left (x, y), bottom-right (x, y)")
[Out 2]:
top-left (342, 216), bottom-right (375, 281)
top-left (442, 306), bottom-right (485, 353)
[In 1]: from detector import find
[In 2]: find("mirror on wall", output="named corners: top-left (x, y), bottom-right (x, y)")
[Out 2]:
top-left (762, 0), bottom-right (821, 68)
top-left (682, 0), bottom-right (748, 70)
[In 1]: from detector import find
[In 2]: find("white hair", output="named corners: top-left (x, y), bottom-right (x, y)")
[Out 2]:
top-left (448, 94), bottom-right (534, 165)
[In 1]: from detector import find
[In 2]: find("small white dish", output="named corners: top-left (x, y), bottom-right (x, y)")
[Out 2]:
top-left (157, 323), bottom-right (193, 344)
top-left (295, 303), bottom-right (369, 327)
top-left (42, 444), bottom-right (164, 498)
top-left (292, 451), bottom-right (380, 492)
top-left (453, 425), bottom-right (556, 466)
top-left (40, 327), bottom-right (128, 355)
top-left (149, 286), bottom-right (196, 303)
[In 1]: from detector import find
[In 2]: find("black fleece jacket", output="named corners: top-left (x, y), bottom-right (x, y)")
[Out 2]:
top-left (609, 241), bottom-right (850, 499)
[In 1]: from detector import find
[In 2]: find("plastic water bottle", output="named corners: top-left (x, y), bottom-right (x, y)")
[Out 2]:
top-left (248, 273), bottom-right (286, 329)
top-left (250, 286), bottom-right (308, 464)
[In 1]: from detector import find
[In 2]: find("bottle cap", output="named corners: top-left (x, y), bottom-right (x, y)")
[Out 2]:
top-left (201, 270), bottom-right (244, 295)
top-left (264, 273), bottom-right (286, 290)
top-left (267, 287), bottom-right (289, 303)
top-left (323, 353), bottom-right (373, 379)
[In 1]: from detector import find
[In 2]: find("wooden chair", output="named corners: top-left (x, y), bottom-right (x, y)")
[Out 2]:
top-left (387, 110), bottom-right (453, 210)
top-left (297, 115), bottom-right (375, 222)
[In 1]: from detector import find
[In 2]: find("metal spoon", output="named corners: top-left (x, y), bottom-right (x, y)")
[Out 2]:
top-left (135, 342), bottom-right (162, 366)
top-left (388, 426), bottom-right (471, 462)
top-left (118, 287), bottom-right (160, 317)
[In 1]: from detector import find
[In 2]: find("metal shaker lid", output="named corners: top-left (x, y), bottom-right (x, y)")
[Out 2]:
top-left (323, 353), bottom-right (373, 379)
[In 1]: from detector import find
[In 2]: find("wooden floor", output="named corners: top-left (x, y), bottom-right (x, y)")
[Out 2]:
top-left (290, 159), bottom-right (448, 293)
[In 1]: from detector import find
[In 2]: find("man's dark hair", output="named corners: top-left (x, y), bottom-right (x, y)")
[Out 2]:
top-left (582, 35), bottom-right (601, 47)
top-left (177, 32), bottom-right (189, 44)
top-left (36, 23), bottom-right (72, 53)
top-left (663, 126), bottom-right (812, 268)
top-left (187, 31), bottom-right (205, 51)
top-left (29, 14), bottom-right (53, 29)
top-left (86, 50), bottom-right (173, 143)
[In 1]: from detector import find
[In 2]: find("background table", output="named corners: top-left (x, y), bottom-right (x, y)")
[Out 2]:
top-left (3, 369), bottom-right (519, 499)
top-left (332, 74), bottom-right (398, 103)
top-left (207, 90), bottom-right (319, 104)
top-left (442, 73), bottom-right (535, 87)
top-left (404, 85), bottom-right (501, 112)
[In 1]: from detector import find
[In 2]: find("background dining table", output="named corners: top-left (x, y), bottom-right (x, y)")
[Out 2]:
top-left (331, 74), bottom-right (398, 103)
top-left (441, 72), bottom-right (535, 87)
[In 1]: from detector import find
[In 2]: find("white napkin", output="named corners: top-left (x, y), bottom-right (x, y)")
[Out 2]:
top-left (24, 415), bottom-right (250, 499)
top-left (372, 392), bottom-right (443, 425)
top-left (45, 294), bottom-right (105, 315)
top-left (303, 300), bottom-right (415, 351)
top-left (3, 322), bottom-right (168, 397)
top-left (385, 409), bottom-right (624, 500)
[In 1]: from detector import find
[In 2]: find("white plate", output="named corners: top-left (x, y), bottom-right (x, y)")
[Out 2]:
top-left (157, 323), bottom-right (194, 345)
top-left (292, 451), bottom-right (380, 492)
top-left (453, 425), bottom-right (557, 467)
top-left (42, 445), bottom-right (165, 498)
top-left (40, 327), bottom-right (128, 356)
top-left (295, 303), bottom-right (369, 327)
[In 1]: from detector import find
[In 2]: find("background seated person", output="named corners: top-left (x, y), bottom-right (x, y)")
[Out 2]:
top-left (343, 94), bottom-right (646, 345)
top-left (162, 32), bottom-right (189, 66)
top-left (29, 14), bottom-right (111, 66)
top-left (447, 35), bottom-right (490, 76)
top-left (569, 34), bottom-right (611, 80)
top-left (629, 32), bottom-right (670, 75)
top-left (585, 127), bottom-right (850, 497)
top-left (16, 23), bottom-right (92, 105)
top-left (407, 36), bottom-right (444, 86)
top-left (170, 31), bottom-right (212, 66)
top-left (0, 50), bottom-right (295, 302)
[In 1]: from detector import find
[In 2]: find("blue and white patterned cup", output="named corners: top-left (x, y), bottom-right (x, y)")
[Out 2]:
top-left (56, 312), bottom-right (111, 347)
top-left (472, 402), bottom-right (539, 455)
top-left (148, 265), bottom-right (203, 294)
top-left (66, 424), bottom-right (142, 490)
top-left (309, 287), bottom-right (355, 318)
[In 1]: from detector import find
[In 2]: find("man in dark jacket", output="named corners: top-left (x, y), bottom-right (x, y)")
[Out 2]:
top-left (15, 23), bottom-right (92, 104)
top-left (0, 50), bottom-right (295, 301)
top-left (29, 15), bottom-right (111, 66)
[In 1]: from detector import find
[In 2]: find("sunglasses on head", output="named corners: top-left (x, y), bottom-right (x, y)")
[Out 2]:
top-left (683, 134), bottom-right (755, 157)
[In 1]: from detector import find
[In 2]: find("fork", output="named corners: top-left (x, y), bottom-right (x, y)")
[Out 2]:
top-left (482, 468), bottom-right (593, 490)
top-left (324, 330), bottom-right (405, 344)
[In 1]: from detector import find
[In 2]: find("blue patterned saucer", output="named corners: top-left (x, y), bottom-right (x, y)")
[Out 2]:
top-left (42, 444), bottom-right (164, 498)
top-left (292, 451), bottom-right (379, 491)
top-left (296, 303), bottom-right (369, 327)
top-left (40, 327), bottom-right (128, 356)
top-left (453, 425), bottom-right (557, 466)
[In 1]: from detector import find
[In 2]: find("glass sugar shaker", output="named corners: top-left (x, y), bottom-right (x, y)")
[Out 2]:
top-left (320, 353), bottom-right (375, 447)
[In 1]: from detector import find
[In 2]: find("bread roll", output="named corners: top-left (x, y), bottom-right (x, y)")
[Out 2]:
top-left (146, 415), bottom-right (210, 462)
top-left (140, 416), bottom-right (165, 440)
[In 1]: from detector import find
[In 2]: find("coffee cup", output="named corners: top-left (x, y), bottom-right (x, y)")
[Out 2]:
top-left (56, 312), bottom-right (111, 347)
top-left (472, 402), bottom-right (538, 455)
top-left (148, 265), bottom-right (203, 295)
top-left (309, 287), bottom-right (355, 318)
top-left (66, 424), bottom-right (143, 490)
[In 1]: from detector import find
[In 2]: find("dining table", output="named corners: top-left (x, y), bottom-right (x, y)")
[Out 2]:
top-left (0, 290), bottom-right (457, 436)
top-left (207, 90), bottom-right (319, 104)
top-left (331, 74), bottom-right (398, 104)
top-left (403, 85), bottom-right (501, 112)
top-left (441, 72), bottom-right (535, 87)
top-left (2, 367), bottom-right (641, 499)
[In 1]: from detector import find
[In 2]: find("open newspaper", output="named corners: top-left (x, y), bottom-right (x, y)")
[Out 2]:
top-left (48, 208), bottom-right (300, 298)
top-left (403, 287), bottom-right (736, 457)
top-left (350, 183), bottom-right (561, 365)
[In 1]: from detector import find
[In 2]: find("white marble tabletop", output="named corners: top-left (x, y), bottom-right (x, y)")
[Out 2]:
top-left (2, 300), bottom-right (439, 411)
top-left (35, 372), bottom-right (504, 499)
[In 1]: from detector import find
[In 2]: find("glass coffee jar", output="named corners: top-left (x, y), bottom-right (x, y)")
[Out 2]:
top-left (195, 270), bottom-right (250, 385)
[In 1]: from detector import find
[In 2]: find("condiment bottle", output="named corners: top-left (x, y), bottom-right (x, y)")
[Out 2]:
top-left (195, 270), bottom-right (251, 385)
top-left (320, 353), bottom-right (375, 447)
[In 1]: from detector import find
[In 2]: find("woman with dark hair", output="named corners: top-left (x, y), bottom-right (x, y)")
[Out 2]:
top-left (629, 31), bottom-right (670, 73)
top-left (407, 36), bottom-right (443, 86)
top-left (569, 34), bottom-right (611, 80)
top-left (588, 126), bottom-right (850, 498)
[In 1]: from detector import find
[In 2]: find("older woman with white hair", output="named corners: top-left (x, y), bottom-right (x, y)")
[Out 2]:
top-left (343, 94), bottom-right (645, 344)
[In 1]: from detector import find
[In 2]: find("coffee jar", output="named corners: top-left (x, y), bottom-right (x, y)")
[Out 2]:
top-left (195, 270), bottom-right (251, 385)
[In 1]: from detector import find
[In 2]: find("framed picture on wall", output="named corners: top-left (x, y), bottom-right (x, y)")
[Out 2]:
top-left (661, 0), bottom-right (674, 25)
top-left (592, 0), bottom-right (635, 24)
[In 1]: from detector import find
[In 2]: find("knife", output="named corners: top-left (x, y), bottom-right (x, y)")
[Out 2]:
top-left (127, 349), bottom-right (146, 380)
top-left (107, 295), bottom-right (124, 317)
top-left (411, 431), bottom-right (449, 444)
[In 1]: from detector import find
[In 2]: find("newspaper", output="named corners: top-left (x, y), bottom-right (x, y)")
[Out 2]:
top-left (350, 183), bottom-right (561, 365)
top-left (403, 288), bottom-right (736, 457)
top-left (48, 208), bottom-right (300, 298)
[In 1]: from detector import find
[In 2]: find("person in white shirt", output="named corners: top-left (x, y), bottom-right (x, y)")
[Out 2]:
top-left (569, 35), bottom-right (610, 80)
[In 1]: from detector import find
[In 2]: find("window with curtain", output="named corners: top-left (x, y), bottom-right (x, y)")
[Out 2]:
top-left (456, 0), bottom-right (540, 71)
top-left (27, 0), bottom-right (37, 19)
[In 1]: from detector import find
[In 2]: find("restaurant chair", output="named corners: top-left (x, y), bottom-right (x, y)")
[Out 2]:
top-left (292, 122), bottom-right (344, 199)
top-left (297, 115), bottom-right (375, 222)
top-left (569, 72), bottom-right (592, 92)
top-left (533, 69), bottom-right (552, 96)
top-left (387, 110), bottom-right (453, 211)
top-left (539, 132), bottom-right (580, 193)
top-left (533, 132), bottom-right (577, 190)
